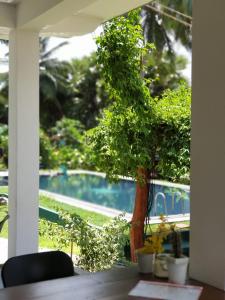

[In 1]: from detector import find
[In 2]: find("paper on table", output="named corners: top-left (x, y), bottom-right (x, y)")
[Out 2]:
top-left (129, 280), bottom-right (203, 300)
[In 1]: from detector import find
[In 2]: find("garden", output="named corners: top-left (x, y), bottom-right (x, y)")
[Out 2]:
top-left (0, 2), bottom-right (192, 273)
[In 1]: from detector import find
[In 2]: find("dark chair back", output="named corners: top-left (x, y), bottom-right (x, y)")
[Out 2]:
top-left (1, 250), bottom-right (75, 287)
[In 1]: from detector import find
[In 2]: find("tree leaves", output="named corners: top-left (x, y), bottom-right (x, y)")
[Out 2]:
top-left (88, 10), bottom-right (191, 184)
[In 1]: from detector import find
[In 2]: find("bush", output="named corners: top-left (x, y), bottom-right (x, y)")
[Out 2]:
top-left (40, 129), bottom-right (57, 169)
top-left (0, 124), bottom-right (8, 169)
top-left (40, 212), bottom-right (129, 272)
top-left (49, 118), bottom-right (92, 170)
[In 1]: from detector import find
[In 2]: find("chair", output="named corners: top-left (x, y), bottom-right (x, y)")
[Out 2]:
top-left (1, 250), bottom-right (76, 287)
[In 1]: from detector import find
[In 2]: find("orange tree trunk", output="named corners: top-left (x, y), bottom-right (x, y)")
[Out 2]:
top-left (130, 168), bottom-right (150, 262)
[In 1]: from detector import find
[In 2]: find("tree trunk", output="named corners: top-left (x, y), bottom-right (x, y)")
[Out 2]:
top-left (130, 168), bottom-right (150, 262)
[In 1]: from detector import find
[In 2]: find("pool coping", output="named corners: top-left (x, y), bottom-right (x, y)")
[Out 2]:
top-left (40, 190), bottom-right (190, 224)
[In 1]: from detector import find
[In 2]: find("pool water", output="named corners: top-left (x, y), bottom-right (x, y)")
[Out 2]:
top-left (39, 173), bottom-right (190, 215)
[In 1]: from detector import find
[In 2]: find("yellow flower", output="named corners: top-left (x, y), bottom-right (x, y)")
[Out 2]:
top-left (137, 215), bottom-right (171, 255)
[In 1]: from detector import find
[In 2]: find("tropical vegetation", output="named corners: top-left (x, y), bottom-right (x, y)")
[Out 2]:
top-left (0, 3), bottom-right (192, 173)
top-left (41, 212), bottom-right (128, 272)
top-left (87, 9), bottom-right (190, 261)
top-left (0, 2), bottom-right (192, 269)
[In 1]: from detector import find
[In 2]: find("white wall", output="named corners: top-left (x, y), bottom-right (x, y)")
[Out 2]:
top-left (190, 0), bottom-right (225, 290)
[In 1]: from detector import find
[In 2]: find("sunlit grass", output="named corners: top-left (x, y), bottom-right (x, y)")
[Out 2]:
top-left (39, 194), bottom-right (111, 226)
top-left (0, 186), bottom-right (111, 254)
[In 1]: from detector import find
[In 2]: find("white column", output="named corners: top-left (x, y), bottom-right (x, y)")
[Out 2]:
top-left (190, 0), bottom-right (225, 290)
top-left (8, 30), bottom-right (39, 257)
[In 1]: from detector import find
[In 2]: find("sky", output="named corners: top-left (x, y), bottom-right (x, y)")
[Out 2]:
top-left (0, 27), bottom-right (102, 73)
top-left (0, 33), bottom-right (97, 73)
top-left (47, 26), bottom-right (102, 61)
top-left (0, 26), bottom-right (191, 81)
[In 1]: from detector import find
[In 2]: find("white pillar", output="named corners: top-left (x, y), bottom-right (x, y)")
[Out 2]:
top-left (8, 29), bottom-right (39, 257)
top-left (190, 0), bottom-right (225, 290)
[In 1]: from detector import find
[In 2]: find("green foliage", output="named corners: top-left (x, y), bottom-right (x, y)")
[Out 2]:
top-left (40, 129), bottom-right (57, 169)
top-left (50, 117), bottom-right (84, 148)
top-left (1, 39), bottom-right (110, 132)
top-left (146, 51), bottom-right (188, 97)
top-left (41, 212), bottom-right (129, 272)
top-left (0, 124), bottom-right (8, 169)
top-left (143, 1), bottom-right (192, 52)
top-left (88, 101), bottom-right (153, 181)
top-left (88, 10), bottom-right (155, 182)
top-left (39, 218), bottom-right (69, 250)
top-left (96, 10), bottom-right (154, 107)
top-left (0, 189), bottom-right (112, 252)
top-left (154, 85), bottom-right (191, 183)
top-left (0, 17), bottom-right (191, 178)
top-left (39, 194), bottom-right (111, 226)
top-left (88, 10), bottom-right (191, 184)
top-left (40, 59), bottom-right (76, 129)
top-left (39, 38), bottom-right (76, 129)
top-left (50, 117), bottom-right (89, 169)
top-left (0, 117), bottom-right (92, 170)
top-left (158, 0), bottom-right (192, 49)
top-left (142, 1), bottom-right (191, 96)
top-left (70, 54), bottom-right (109, 129)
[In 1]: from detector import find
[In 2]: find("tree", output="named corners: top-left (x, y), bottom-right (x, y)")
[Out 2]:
top-left (69, 54), bottom-right (109, 129)
top-left (39, 38), bottom-right (76, 129)
top-left (40, 39), bottom-right (110, 130)
top-left (142, 0), bottom-right (192, 96)
top-left (143, 0), bottom-right (192, 52)
top-left (0, 38), bottom-right (76, 129)
top-left (88, 10), bottom-right (190, 261)
top-left (40, 129), bottom-right (57, 169)
top-left (145, 50), bottom-right (187, 97)
top-left (153, 84), bottom-right (191, 184)
top-left (50, 118), bottom-right (87, 169)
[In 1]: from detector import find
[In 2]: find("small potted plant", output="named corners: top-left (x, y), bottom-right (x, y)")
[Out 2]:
top-left (136, 215), bottom-right (169, 274)
top-left (167, 225), bottom-right (189, 284)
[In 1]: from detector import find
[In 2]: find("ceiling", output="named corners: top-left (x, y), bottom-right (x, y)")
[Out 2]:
top-left (0, 0), bottom-right (150, 39)
top-left (0, 0), bottom-right (16, 3)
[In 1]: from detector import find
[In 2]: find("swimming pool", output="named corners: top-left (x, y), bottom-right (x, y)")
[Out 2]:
top-left (39, 171), bottom-right (190, 216)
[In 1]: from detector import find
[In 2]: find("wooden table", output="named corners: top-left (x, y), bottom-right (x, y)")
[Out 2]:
top-left (0, 266), bottom-right (224, 299)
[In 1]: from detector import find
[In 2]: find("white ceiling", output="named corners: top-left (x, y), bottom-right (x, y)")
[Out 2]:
top-left (0, 0), bottom-right (150, 39)
top-left (0, 0), bottom-right (15, 3)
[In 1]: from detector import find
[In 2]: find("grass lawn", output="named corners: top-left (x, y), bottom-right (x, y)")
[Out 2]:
top-left (0, 186), bottom-right (189, 256)
top-left (39, 194), bottom-right (111, 226)
top-left (0, 186), bottom-right (112, 253)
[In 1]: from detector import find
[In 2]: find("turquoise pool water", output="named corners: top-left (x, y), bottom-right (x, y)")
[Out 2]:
top-left (39, 173), bottom-right (190, 215)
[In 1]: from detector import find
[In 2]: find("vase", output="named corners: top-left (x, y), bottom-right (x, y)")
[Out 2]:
top-left (136, 252), bottom-right (155, 274)
top-left (154, 253), bottom-right (170, 278)
top-left (167, 255), bottom-right (189, 284)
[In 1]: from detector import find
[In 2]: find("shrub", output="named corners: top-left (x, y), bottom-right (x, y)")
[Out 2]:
top-left (40, 212), bottom-right (129, 272)
top-left (40, 129), bottom-right (57, 169)
top-left (0, 124), bottom-right (8, 169)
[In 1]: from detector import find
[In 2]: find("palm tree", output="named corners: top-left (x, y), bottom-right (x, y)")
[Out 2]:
top-left (142, 0), bottom-right (192, 52)
top-left (146, 50), bottom-right (188, 97)
top-left (0, 37), bottom-right (75, 128)
top-left (69, 54), bottom-right (109, 129)
top-left (39, 38), bottom-right (76, 129)
top-left (142, 0), bottom-right (192, 96)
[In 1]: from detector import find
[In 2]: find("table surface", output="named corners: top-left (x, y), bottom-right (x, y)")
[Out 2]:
top-left (0, 266), bottom-right (224, 300)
